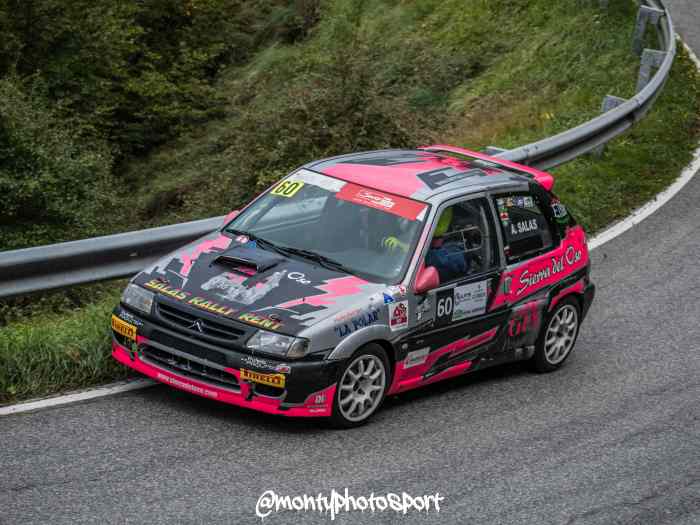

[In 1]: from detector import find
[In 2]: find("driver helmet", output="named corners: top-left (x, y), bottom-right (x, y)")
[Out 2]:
top-left (434, 207), bottom-right (453, 238)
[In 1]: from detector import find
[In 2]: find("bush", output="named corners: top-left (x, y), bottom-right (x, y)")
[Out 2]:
top-left (0, 75), bottom-right (115, 248)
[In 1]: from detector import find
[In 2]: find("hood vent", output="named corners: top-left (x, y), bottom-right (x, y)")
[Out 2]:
top-left (214, 246), bottom-right (283, 273)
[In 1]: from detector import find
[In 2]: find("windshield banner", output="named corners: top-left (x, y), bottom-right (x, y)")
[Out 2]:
top-left (335, 183), bottom-right (427, 221)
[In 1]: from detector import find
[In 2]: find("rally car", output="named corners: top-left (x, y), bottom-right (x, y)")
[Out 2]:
top-left (111, 144), bottom-right (595, 427)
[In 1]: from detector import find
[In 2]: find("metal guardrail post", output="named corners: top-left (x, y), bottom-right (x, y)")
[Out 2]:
top-left (637, 49), bottom-right (667, 92)
top-left (633, 5), bottom-right (665, 56)
top-left (593, 95), bottom-right (627, 157)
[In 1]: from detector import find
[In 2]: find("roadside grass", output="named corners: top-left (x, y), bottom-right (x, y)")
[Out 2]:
top-left (1, 0), bottom-right (699, 404)
top-left (0, 285), bottom-right (130, 404)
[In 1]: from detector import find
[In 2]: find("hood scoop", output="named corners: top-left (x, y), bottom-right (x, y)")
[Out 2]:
top-left (213, 246), bottom-right (284, 273)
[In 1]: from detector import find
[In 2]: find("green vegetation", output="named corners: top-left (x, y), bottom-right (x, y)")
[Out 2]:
top-left (1, 0), bottom-right (699, 404)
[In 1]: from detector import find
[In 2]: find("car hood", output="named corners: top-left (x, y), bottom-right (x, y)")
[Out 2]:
top-left (133, 232), bottom-right (387, 335)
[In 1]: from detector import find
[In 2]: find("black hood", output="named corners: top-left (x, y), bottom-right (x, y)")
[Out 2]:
top-left (134, 233), bottom-right (383, 335)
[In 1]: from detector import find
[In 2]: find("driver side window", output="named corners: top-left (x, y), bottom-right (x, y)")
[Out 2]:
top-left (425, 198), bottom-right (498, 284)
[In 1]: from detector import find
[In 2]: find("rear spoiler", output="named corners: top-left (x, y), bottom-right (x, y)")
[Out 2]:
top-left (419, 144), bottom-right (554, 191)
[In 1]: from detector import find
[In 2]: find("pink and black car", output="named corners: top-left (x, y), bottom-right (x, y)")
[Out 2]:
top-left (111, 145), bottom-right (595, 427)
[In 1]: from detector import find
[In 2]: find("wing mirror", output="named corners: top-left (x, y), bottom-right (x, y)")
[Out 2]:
top-left (222, 209), bottom-right (240, 227)
top-left (414, 265), bottom-right (440, 295)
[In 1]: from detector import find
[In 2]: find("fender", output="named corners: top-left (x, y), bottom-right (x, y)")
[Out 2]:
top-left (327, 324), bottom-right (394, 360)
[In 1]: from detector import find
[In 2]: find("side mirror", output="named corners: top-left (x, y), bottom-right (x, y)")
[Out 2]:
top-left (222, 209), bottom-right (240, 227)
top-left (414, 265), bottom-right (440, 295)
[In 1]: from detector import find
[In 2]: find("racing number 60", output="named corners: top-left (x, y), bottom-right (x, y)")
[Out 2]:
top-left (437, 296), bottom-right (453, 318)
top-left (271, 180), bottom-right (304, 198)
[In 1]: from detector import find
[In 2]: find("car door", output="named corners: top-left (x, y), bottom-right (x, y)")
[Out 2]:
top-left (393, 194), bottom-right (511, 389)
top-left (489, 184), bottom-right (567, 354)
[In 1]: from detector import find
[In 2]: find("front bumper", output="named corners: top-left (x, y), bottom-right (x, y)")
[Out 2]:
top-left (111, 305), bottom-right (340, 417)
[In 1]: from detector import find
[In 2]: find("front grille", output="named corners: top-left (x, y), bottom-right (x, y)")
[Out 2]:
top-left (149, 330), bottom-right (228, 366)
top-left (141, 345), bottom-right (240, 391)
top-left (157, 300), bottom-right (246, 341)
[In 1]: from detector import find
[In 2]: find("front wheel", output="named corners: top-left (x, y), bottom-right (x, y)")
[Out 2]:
top-left (531, 297), bottom-right (580, 373)
top-left (329, 344), bottom-right (390, 428)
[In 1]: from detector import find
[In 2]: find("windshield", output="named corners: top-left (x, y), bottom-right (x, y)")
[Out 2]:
top-left (225, 169), bottom-right (428, 283)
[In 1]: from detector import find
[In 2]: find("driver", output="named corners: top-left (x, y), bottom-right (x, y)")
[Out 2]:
top-left (424, 207), bottom-right (468, 282)
top-left (383, 207), bottom-right (469, 283)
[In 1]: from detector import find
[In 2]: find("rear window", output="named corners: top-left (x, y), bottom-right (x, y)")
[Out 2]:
top-left (495, 194), bottom-right (553, 264)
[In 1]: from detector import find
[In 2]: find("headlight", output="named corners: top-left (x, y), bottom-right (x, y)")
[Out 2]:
top-left (121, 284), bottom-right (154, 315)
top-left (246, 331), bottom-right (308, 359)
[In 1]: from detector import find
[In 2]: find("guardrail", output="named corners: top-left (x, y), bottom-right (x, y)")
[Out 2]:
top-left (0, 0), bottom-right (677, 300)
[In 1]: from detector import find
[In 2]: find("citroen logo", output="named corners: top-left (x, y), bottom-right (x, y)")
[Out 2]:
top-left (189, 319), bottom-right (205, 332)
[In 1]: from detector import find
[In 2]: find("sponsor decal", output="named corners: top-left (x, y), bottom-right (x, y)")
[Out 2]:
top-left (510, 219), bottom-right (539, 236)
top-left (117, 310), bottom-right (143, 327)
top-left (517, 246), bottom-right (582, 296)
top-left (434, 289), bottom-right (454, 327)
top-left (383, 293), bottom-right (395, 304)
top-left (144, 279), bottom-right (237, 316)
top-left (386, 285), bottom-right (407, 298)
top-left (334, 308), bottom-right (362, 322)
top-left (144, 279), bottom-right (188, 301)
top-left (157, 372), bottom-right (218, 398)
top-left (271, 180), bottom-right (305, 198)
top-left (234, 235), bottom-right (250, 244)
top-left (416, 297), bottom-right (431, 322)
top-left (238, 312), bottom-right (283, 330)
top-left (275, 364), bottom-right (291, 374)
top-left (335, 183), bottom-right (427, 221)
top-left (201, 271), bottom-right (284, 305)
top-left (404, 347), bottom-right (430, 369)
top-left (313, 393), bottom-right (326, 404)
top-left (388, 301), bottom-right (409, 331)
top-left (241, 356), bottom-right (275, 370)
top-left (453, 280), bottom-right (489, 321)
top-left (508, 301), bottom-right (539, 338)
top-left (111, 314), bottom-right (137, 341)
top-left (186, 296), bottom-right (237, 317)
top-left (287, 271), bottom-right (311, 285)
top-left (551, 200), bottom-right (569, 223)
top-left (240, 368), bottom-right (286, 388)
top-left (335, 308), bottom-right (380, 338)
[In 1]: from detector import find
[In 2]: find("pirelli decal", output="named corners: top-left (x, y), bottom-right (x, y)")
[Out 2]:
top-left (111, 315), bottom-right (137, 341)
top-left (240, 368), bottom-right (286, 388)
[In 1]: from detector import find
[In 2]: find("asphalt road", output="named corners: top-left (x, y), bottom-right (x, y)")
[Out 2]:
top-left (1, 3), bottom-right (699, 524)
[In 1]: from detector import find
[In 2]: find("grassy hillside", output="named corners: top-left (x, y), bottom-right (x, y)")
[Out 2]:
top-left (1, 0), bottom-right (699, 403)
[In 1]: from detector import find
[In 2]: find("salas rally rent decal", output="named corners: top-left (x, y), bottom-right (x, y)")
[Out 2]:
top-left (144, 280), bottom-right (237, 316)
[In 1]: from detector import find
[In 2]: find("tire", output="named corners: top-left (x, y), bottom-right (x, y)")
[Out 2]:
top-left (531, 297), bottom-right (581, 373)
top-left (329, 344), bottom-right (391, 428)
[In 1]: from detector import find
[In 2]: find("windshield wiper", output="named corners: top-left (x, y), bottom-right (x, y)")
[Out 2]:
top-left (226, 228), bottom-right (355, 274)
top-left (225, 228), bottom-right (289, 256)
top-left (278, 247), bottom-right (355, 274)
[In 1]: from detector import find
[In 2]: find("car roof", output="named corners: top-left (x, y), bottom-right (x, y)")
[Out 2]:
top-left (304, 145), bottom-right (554, 202)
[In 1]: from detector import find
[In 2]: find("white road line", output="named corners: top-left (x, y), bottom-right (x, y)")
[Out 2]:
top-left (0, 378), bottom-right (155, 416)
top-left (589, 40), bottom-right (700, 251)
top-left (2, 41), bottom-right (699, 418)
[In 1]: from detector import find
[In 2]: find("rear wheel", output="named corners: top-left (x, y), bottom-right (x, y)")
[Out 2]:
top-left (329, 344), bottom-right (389, 428)
top-left (531, 297), bottom-right (580, 373)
